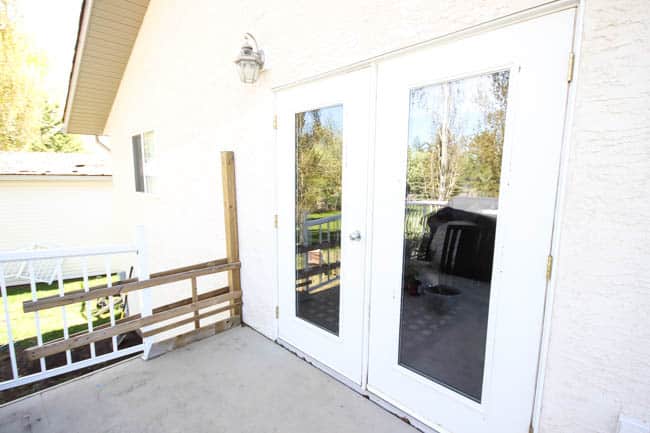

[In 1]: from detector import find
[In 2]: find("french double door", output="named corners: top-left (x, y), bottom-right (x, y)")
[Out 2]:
top-left (276, 9), bottom-right (575, 433)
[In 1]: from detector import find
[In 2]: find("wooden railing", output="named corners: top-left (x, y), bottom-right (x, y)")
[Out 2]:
top-left (0, 151), bottom-right (243, 391)
top-left (22, 261), bottom-right (241, 361)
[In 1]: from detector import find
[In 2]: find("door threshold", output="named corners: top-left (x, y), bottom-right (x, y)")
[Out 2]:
top-left (276, 338), bottom-right (364, 393)
top-left (276, 338), bottom-right (441, 433)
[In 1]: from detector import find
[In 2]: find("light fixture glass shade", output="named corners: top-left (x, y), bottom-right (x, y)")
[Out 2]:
top-left (237, 59), bottom-right (261, 84)
top-left (235, 33), bottom-right (264, 84)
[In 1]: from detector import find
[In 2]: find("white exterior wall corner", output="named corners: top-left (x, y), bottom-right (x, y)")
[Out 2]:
top-left (102, 0), bottom-right (650, 432)
top-left (539, 0), bottom-right (650, 432)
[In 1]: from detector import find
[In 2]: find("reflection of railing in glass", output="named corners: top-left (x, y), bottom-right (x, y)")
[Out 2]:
top-left (404, 200), bottom-right (447, 260)
top-left (296, 213), bottom-right (341, 294)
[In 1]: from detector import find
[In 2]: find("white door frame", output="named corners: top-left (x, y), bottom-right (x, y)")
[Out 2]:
top-left (530, 1), bottom-right (584, 430)
top-left (367, 8), bottom-right (576, 431)
top-left (272, 2), bottom-right (582, 432)
top-left (275, 68), bottom-right (372, 385)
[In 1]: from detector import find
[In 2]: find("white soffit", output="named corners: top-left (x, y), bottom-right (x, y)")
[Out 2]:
top-left (63, 0), bottom-right (150, 135)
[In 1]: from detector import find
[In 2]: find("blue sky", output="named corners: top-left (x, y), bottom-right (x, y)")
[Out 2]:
top-left (407, 73), bottom-right (504, 149)
top-left (300, 105), bottom-right (343, 135)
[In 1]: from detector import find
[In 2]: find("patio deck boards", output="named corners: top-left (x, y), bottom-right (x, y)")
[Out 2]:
top-left (0, 326), bottom-right (417, 433)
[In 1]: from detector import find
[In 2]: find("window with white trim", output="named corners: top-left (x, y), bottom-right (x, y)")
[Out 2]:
top-left (132, 131), bottom-right (157, 193)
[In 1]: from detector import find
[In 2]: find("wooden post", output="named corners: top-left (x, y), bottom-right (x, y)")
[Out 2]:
top-left (221, 151), bottom-right (242, 318)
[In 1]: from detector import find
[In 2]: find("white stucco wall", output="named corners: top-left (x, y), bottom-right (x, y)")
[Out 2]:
top-left (105, 0), bottom-right (544, 345)
top-left (0, 177), bottom-right (121, 284)
top-left (538, 1), bottom-right (650, 432)
top-left (103, 0), bottom-right (650, 431)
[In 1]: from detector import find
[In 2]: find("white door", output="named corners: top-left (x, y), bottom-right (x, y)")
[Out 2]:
top-left (276, 69), bottom-right (371, 384)
top-left (367, 10), bottom-right (574, 433)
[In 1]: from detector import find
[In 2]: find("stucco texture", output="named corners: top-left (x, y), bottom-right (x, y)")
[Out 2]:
top-left (539, 1), bottom-right (650, 432)
top-left (104, 0), bottom-right (543, 342)
top-left (103, 0), bottom-right (650, 432)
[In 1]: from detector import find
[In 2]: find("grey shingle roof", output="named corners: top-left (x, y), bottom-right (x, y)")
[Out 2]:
top-left (0, 152), bottom-right (111, 176)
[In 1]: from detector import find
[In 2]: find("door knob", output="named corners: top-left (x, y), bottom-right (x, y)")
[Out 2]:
top-left (349, 230), bottom-right (362, 241)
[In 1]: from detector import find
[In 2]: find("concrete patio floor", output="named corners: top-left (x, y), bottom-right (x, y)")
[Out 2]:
top-left (0, 326), bottom-right (418, 433)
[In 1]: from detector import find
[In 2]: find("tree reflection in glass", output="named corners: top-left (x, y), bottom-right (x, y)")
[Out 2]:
top-left (399, 71), bottom-right (510, 402)
top-left (294, 105), bottom-right (343, 335)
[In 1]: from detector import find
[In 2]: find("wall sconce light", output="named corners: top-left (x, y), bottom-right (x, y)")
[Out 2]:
top-left (235, 33), bottom-right (265, 84)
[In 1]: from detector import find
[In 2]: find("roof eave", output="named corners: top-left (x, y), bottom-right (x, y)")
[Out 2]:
top-left (62, 0), bottom-right (93, 134)
top-left (62, 0), bottom-right (149, 136)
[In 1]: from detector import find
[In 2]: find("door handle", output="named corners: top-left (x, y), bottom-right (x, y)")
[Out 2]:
top-left (349, 230), bottom-right (362, 241)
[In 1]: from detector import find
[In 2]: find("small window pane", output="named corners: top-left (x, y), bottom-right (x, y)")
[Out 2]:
top-left (143, 131), bottom-right (155, 163)
top-left (142, 131), bottom-right (156, 194)
top-left (132, 134), bottom-right (145, 192)
top-left (145, 176), bottom-right (156, 194)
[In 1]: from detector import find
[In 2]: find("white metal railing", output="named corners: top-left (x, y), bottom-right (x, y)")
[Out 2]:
top-left (404, 200), bottom-right (448, 259)
top-left (0, 226), bottom-right (151, 391)
top-left (298, 213), bottom-right (341, 294)
top-left (405, 200), bottom-right (448, 207)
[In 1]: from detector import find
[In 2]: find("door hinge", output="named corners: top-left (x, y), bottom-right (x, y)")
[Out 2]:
top-left (273, 214), bottom-right (278, 228)
top-left (546, 255), bottom-right (553, 282)
top-left (275, 305), bottom-right (279, 319)
top-left (273, 114), bottom-right (278, 130)
top-left (567, 51), bottom-right (575, 83)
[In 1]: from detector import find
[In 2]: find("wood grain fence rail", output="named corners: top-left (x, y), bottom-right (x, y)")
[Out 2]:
top-left (22, 260), bottom-right (239, 313)
top-left (24, 283), bottom-right (241, 360)
top-left (0, 151), bottom-right (243, 391)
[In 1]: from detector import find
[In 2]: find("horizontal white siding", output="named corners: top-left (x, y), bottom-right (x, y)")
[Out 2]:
top-left (0, 178), bottom-right (130, 286)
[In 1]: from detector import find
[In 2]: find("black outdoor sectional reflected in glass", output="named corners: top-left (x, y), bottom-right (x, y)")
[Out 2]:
top-left (398, 71), bottom-right (510, 402)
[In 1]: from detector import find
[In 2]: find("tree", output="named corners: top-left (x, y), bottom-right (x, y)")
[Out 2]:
top-left (295, 109), bottom-right (342, 221)
top-left (406, 138), bottom-right (433, 200)
top-left (408, 83), bottom-right (464, 202)
top-left (32, 103), bottom-right (82, 152)
top-left (0, 0), bottom-right (81, 152)
top-left (0, 0), bottom-right (45, 150)
top-left (406, 72), bottom-right (511, 202)
top-left (460, 71), bottom-right (510, 197)
top-left (461, 130), bottom-right (502, 197)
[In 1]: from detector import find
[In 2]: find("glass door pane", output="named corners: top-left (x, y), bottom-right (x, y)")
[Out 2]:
top-left (295, 105), bottom-right (343, 335)
top-left (398, 71), bottom-right (510, 402)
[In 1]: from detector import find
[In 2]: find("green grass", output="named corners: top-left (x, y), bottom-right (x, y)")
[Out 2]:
top-left (0, 275), bottom-right (122, 348)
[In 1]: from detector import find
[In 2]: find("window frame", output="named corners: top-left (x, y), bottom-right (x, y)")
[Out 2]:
top-left (132, 130), bottom-right (157, 194)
